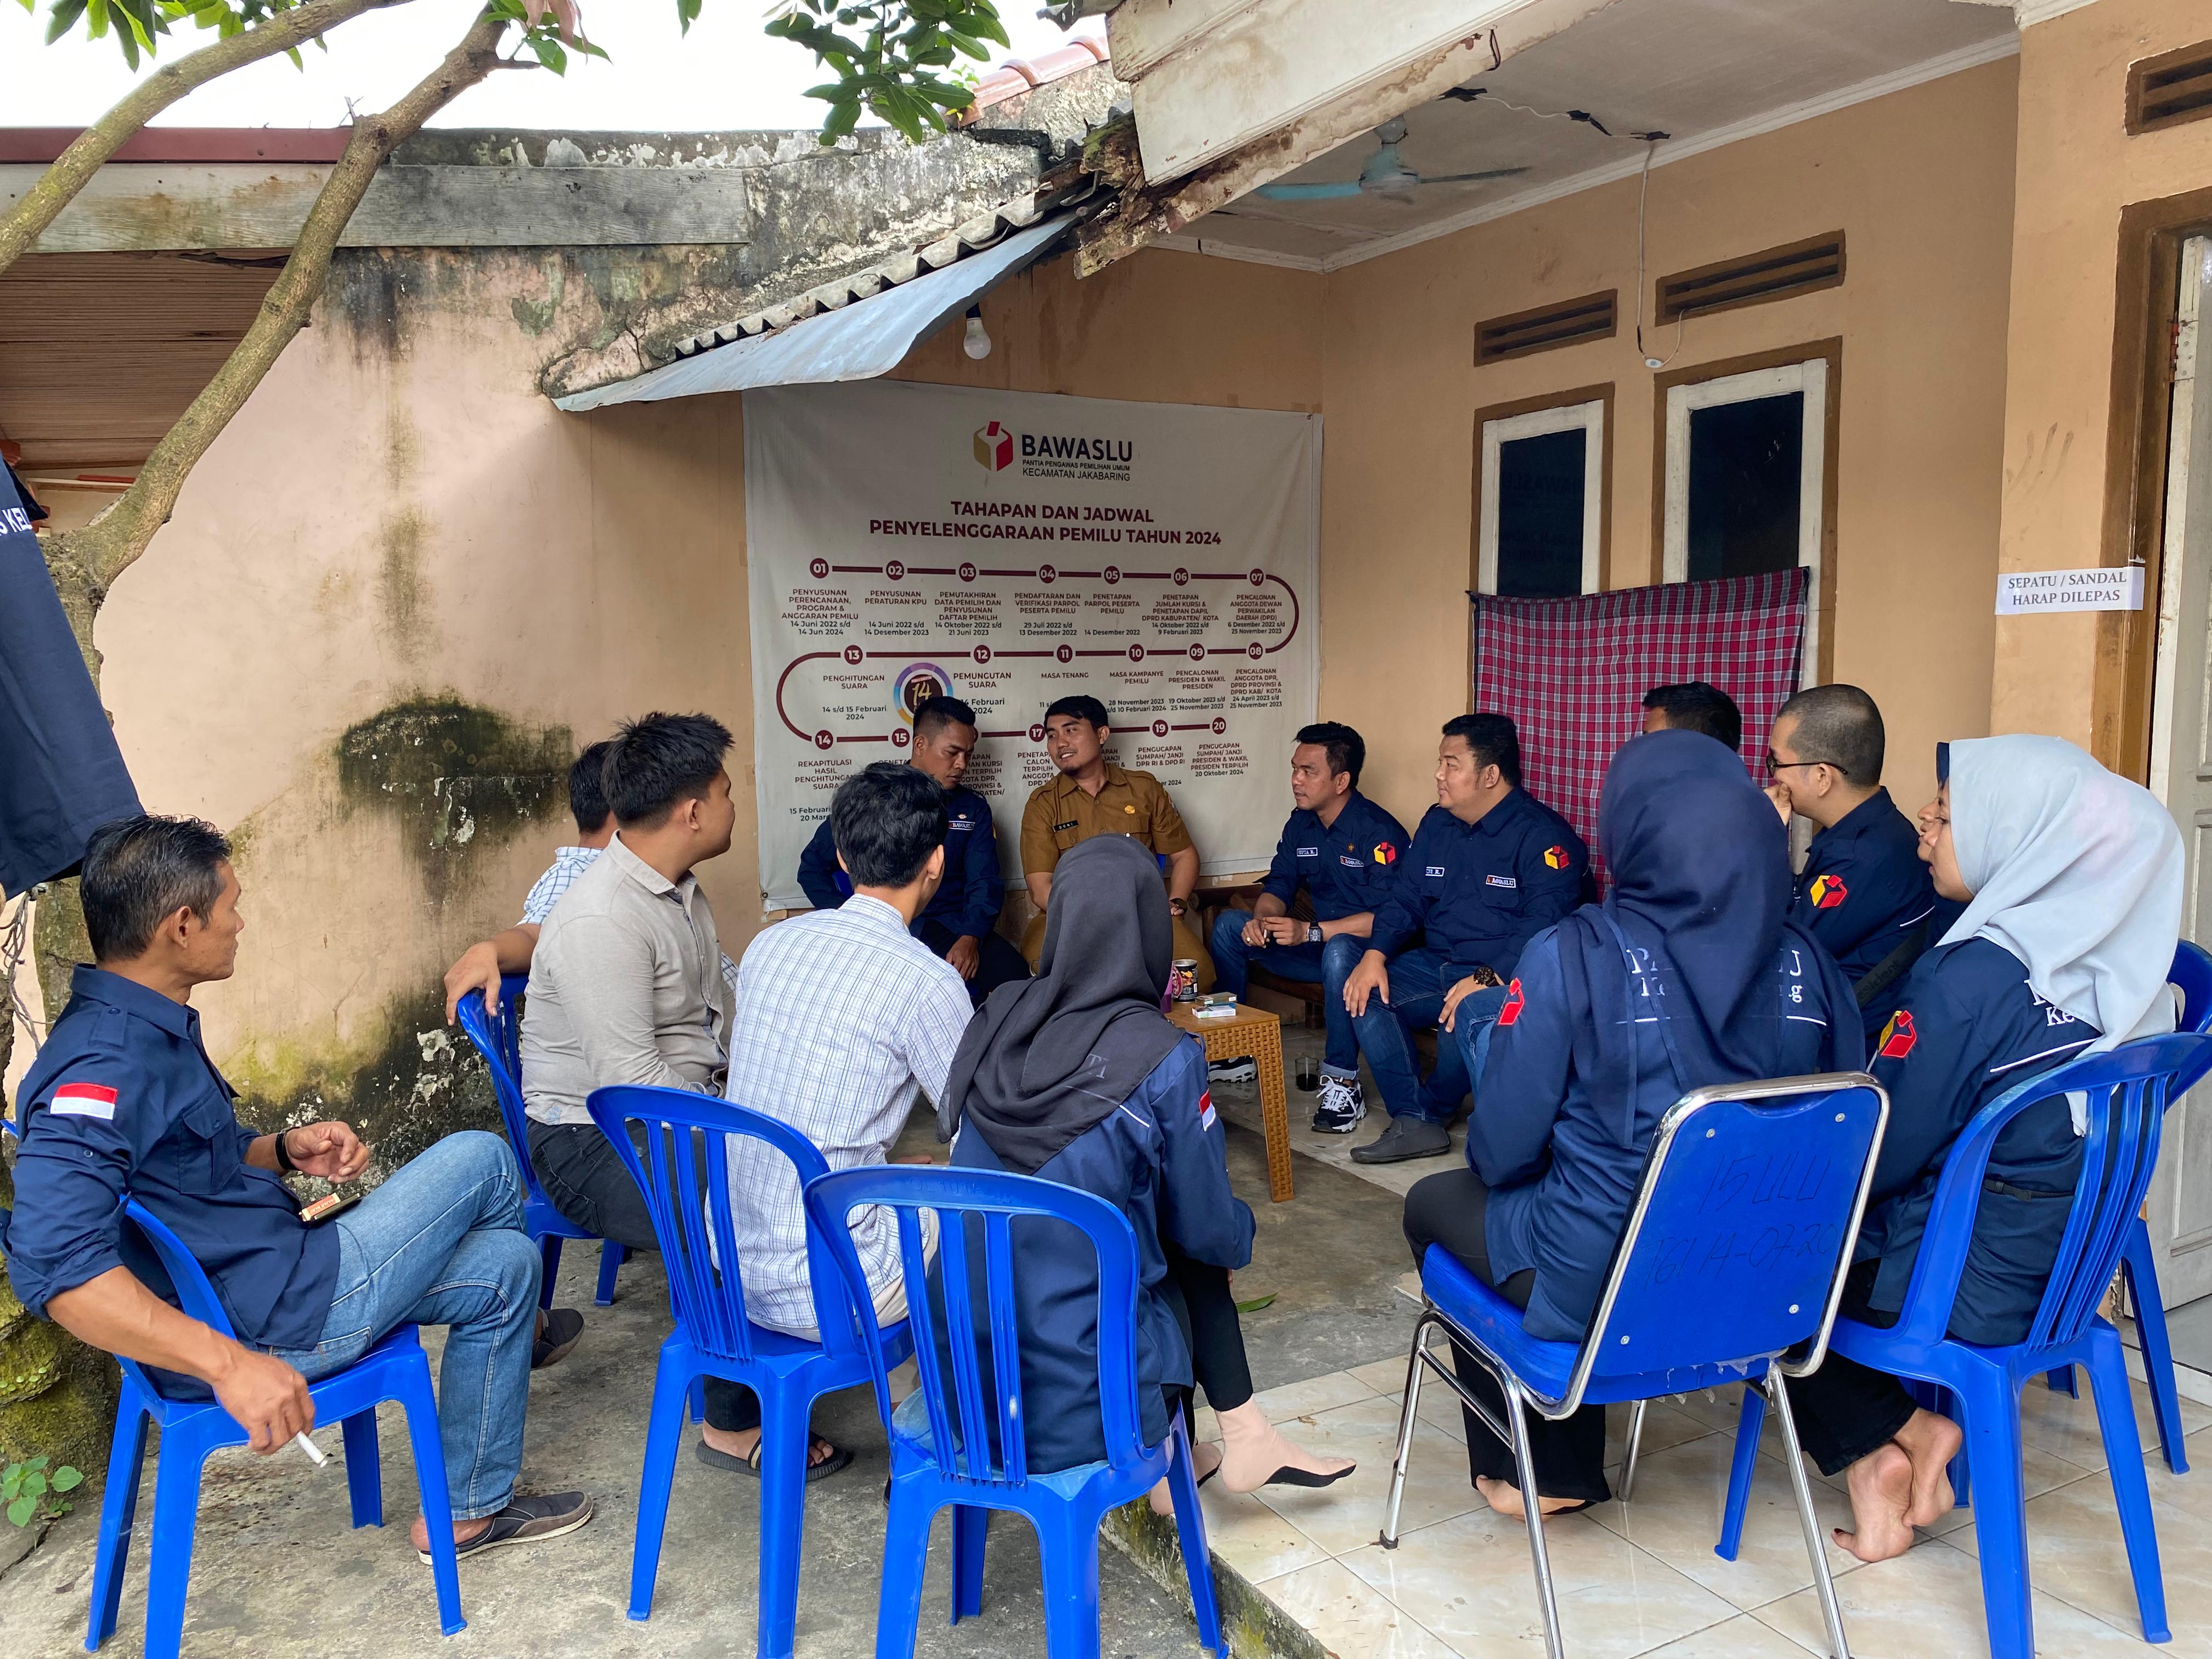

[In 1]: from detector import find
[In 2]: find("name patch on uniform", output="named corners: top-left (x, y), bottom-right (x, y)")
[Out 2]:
top-left (50, 1082), bottom-right (118, 1120)
top-left (1199, 1090), bottom-right (1217, 1131)
top-left (1809, 874), bottom-right (1848, 910)
top-left (1486, 874), bottom-right (1519, 889)
top-left (947, 819), bottom-right (975, 832)
top-left (1425, 865), bottom-right (1447, 878)
top-left (1339, 855), bottom-right (1363, 868)
top-left (1052, 820), bottom-right (1080, 833)
top-left (1295, 846), bottom-right (1320, 858)
top-left (1543, 845), bottom-right (1570, 870)
top-left (1876, 1010), bottom-right (1917, 1059)
top-left (1497, 979), bottom-right (1526, 1027)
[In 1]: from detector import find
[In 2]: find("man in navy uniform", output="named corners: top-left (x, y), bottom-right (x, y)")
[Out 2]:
top-left (1764, 684), bottom-right (1938, 1039)
top-left (797, 694), bottom-right (1026, 1001)
top-left (1208, 723), bottom-right (1410, 1132)
top-left (3, 816), bottom-right (594, 1562)
top-left (1342, 713), bottom-right (1589, 1163)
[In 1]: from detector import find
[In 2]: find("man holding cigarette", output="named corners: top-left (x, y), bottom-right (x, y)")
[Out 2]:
top-left (1, 815), bottom-right (591, 1562)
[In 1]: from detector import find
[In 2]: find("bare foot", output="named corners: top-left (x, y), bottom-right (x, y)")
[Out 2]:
top-left (1835, 1442), bottom-right (1915, 1562)
top-left (1214, 1401), bottom-right (1355, 1492)
top-left (1475, 1475), bottom-right (1585, 1519)
top-left (1148, 1440), bottom-right (1226, 1515)
top-left (1892, 1408), bottom-right (1962, 1529)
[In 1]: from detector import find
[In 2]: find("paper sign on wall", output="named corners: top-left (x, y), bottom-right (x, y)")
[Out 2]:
top-left (1994, 567), bottom-right (2144, 614)
top-left (744, 380), bottom-right (1322, 913)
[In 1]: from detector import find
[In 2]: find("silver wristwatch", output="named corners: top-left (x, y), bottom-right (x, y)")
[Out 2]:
top-left (1307, 923), bottom-right (1324, 945)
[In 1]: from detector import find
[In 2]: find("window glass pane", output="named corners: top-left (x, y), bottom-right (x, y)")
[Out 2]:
top-left (1687, 392), bottom-right (1803, 581)
top-left (1496, 426), bottom-right (1587, 597)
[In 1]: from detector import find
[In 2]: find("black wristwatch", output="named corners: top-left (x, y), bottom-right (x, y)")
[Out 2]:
top-left (273, 1127), bottom-right (300, 1173)
top-left (1307, 923), bottom-right (1324, 945)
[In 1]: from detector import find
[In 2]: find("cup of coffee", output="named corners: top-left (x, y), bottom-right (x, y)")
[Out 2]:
top-left (1294, 1056), bottom-right (1321, 1093)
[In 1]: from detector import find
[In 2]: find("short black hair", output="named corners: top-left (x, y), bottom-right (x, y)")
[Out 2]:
top-left (1043, 695), bottom-right (1110, 730)
top-left (80, 814), bottom-right (232, 963)
top-left (913, 695), bottom-right (978, 741)
top-left (601, 712), bottom-right (733, 828)
top-left (1641, 682), bottom-right (1742, 754)
top-left (568, 739), bottom-right (613, 835)
top-left (832, 761), bottom-right (948, 888)
top-left (1295, 721), bottom-right (1365, 788)
top-left (1441, 712), bottom-right (1521, 787)
top-left (1774, 682), bottom-right (1884, 782)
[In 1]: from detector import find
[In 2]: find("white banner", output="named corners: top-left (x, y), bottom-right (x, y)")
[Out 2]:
top-left (744, 381), bottom-right (1322, 912)
top-left (1994, 566), bottom-right (2144, 614)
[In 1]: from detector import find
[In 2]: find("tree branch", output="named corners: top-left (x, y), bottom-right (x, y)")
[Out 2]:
top-left (0, 0), bottom-right (416, 278)
top-left (53, 9), bottom-right (516, 599)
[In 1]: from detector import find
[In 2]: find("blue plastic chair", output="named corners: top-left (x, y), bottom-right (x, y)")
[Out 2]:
top-left (85, 1200), bottom-right (463, 1658)
top-left (1381, 1073), bottom-right (1891, 1659)
top-left (2047, 939), bottom-right (2212, 1471)
top-left (585, 1084), bottom-right (915, 1658)
top-left (803, 1164), bottom-right (1223, 1659)
top-left (455, 977), bottom-right (624, 1308)
top-left (1714, 1032), bottom-right (2212, 1659)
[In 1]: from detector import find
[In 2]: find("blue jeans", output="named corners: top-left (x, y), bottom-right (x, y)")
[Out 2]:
top-left (259, 1131), bottom-right (540, 1521)
top-left (1348, 948), bottom-right (1508, 1124)
top-left (1208, 913), bottom-right (1367, 1074)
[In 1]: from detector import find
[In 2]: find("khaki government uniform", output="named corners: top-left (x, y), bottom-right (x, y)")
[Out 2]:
top-left (1018, 763), bottom-right (1215, 989)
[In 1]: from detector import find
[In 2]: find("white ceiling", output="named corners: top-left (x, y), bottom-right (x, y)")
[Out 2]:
top-left (1177, 0), bottom-right (2019, 270)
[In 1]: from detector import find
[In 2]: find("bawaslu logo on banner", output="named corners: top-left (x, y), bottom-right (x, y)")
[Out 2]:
top-left (744, 380), bottom-right (1322, 912)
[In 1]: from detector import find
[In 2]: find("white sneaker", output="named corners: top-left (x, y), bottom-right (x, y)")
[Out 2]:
top-left (1207, 1055), bottom-right (1258, 1084)
top-left (1311, 1074), bottom-right (1365, 1133)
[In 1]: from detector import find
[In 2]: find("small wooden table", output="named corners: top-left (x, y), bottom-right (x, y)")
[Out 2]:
top-left (1167, 1001), bottom-right (1294, 1203)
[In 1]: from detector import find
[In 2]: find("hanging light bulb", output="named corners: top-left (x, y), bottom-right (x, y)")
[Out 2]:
top-left (962, 304), bottom-right (992, 360)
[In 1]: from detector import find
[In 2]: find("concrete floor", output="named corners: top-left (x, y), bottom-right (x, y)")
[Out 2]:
top-left (0, 1099), bottom-right (1418, 1659)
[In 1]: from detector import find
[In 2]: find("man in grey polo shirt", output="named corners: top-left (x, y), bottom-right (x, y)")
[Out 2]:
top-left (521, 712), bottom-right (736, 1249)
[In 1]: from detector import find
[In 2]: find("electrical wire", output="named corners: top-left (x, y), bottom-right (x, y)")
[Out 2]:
top-left (1633, 142), bottom-right (1686, 371)
top-left (2, 889), bottom-right (45, 1056)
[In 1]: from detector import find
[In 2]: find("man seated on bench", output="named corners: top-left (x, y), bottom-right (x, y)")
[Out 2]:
top-left (2, 815), bottom-right (592, 1561)
top-left (1341, 714), bottom-right (1588, 1165)
top-left (1207, 722), bottom-right (1409, 1132)
top-left (796, 694), bottom-right (1027, 1002)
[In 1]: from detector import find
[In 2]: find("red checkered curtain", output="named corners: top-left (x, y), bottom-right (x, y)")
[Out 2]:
top-left (1470, 568), bottom-right (1809, 869)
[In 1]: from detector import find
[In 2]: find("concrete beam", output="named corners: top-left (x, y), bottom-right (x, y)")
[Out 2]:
top-left (1, 162), bottom-right (752, 252)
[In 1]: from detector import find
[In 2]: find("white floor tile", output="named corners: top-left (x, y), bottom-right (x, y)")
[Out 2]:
top-left (2015, 1369), bottom-right (2212, 1474)
top-left (1248, 1395), bottom-right (1484, 1555)
top-left (1260, 1556), bottom-right (1466, 1658)
top-left (1195, 1483), bottom-right (1327, 1586)
top-left (1250, 1369), bottom-right (1382, 1423)
top-left (1634, 1612), bottom-right (1824, 1658)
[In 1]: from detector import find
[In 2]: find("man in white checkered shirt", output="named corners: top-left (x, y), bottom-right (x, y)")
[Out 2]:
top-left (442, 738), bottom-right (739, 1023)
top-left (699, 761), bottom-right (970, 1477)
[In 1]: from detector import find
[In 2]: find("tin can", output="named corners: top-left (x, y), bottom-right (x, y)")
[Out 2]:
top-left (1169, 958), bottom-right (1200, 1002)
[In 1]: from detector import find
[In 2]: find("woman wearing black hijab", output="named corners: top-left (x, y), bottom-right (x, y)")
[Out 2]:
top-left (1404, 729), bottom-right (1863, 1515)
top-left (942, 833), bottom-right (1351, 1492)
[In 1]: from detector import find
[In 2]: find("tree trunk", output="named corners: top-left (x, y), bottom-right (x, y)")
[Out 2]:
top-left (0, 4), bottom-right (517, 1493)
top-left (0, 0), bottom-right (414, 278)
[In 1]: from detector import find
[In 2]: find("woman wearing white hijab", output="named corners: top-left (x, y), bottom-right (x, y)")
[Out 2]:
top-left (1787, 735), bottom-right (2183, 1564)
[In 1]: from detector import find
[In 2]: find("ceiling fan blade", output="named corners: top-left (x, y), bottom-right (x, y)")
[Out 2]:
top-left (1253, 180), bottom-right (1367, 201)
top-left (1403, 166), bottom-right (1532, 186)
top-left (1357, 142), bottom-right (1405, 186)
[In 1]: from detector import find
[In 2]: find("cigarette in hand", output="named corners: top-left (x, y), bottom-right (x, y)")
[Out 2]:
top-left (292, 1431), bottom-right (328, 1467)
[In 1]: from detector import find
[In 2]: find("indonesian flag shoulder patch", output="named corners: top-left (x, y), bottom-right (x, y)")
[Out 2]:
top-left (1373, 841), bottom-right (1398, 865)
top-left (1497, 978), bottom-right (1527, 1027)
top-left (1543, 844), bottom-right (1570, 870)
top-left (1199, 1090), bottom-right (1217, 1132)
top-left (1876, 1009), bottom-right (1917, 1060)
top-left (1809, 873), bottom-right (1849, 911)
top-left (50, 1081), bottom-right (119, 1120)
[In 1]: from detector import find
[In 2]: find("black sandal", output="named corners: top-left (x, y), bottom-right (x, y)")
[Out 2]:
top-left (694, 1436), bottom-right (854, 1483)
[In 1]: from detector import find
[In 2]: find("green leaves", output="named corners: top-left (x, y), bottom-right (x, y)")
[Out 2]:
top-left (2, 1457), bottom-right (83, 1528)
top-left (766, 0), bottom-right (1011, 145)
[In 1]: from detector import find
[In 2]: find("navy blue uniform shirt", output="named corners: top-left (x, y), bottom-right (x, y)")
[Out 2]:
top-left (1855, 938), bottom-right (2098, 1346)
top-left (1471, 927), bottom-right (1846, 1341)
top-left (1792, 788), bottom-right (1937, 1034)
top-left (1258, 789), bottom-right (1411, 922)
top-left (1367, 791), bottom-right (1589, 977)
top-left (797, 782), bottom-right (1004, 941)
top-left (4, 967), bottom-right (338, 1351)
top-left (947, 1038), bottom-right (1253, 1472)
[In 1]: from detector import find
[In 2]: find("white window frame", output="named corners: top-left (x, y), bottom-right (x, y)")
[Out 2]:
top-left (1477, 398), bottom-right (1605, 596)
top-left (1662, 358), bottom-right (1829, 674)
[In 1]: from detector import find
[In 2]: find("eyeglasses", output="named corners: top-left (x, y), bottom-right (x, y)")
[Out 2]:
top-left (1763, 753), bottom-right (1849, 777)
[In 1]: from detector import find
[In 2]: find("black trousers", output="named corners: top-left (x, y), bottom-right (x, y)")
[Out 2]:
top-left (914, 918), bottom-right (1030, 1003)
top-left (1402, 1167), bottom-right (1611, 1504)
top-left (1159, 1243), bottom-right (1256, 1413)
top-left (1781, 1265), bottom-right (1917, 1477)
top-left (526, 1121), bottom-right (661, 1254)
